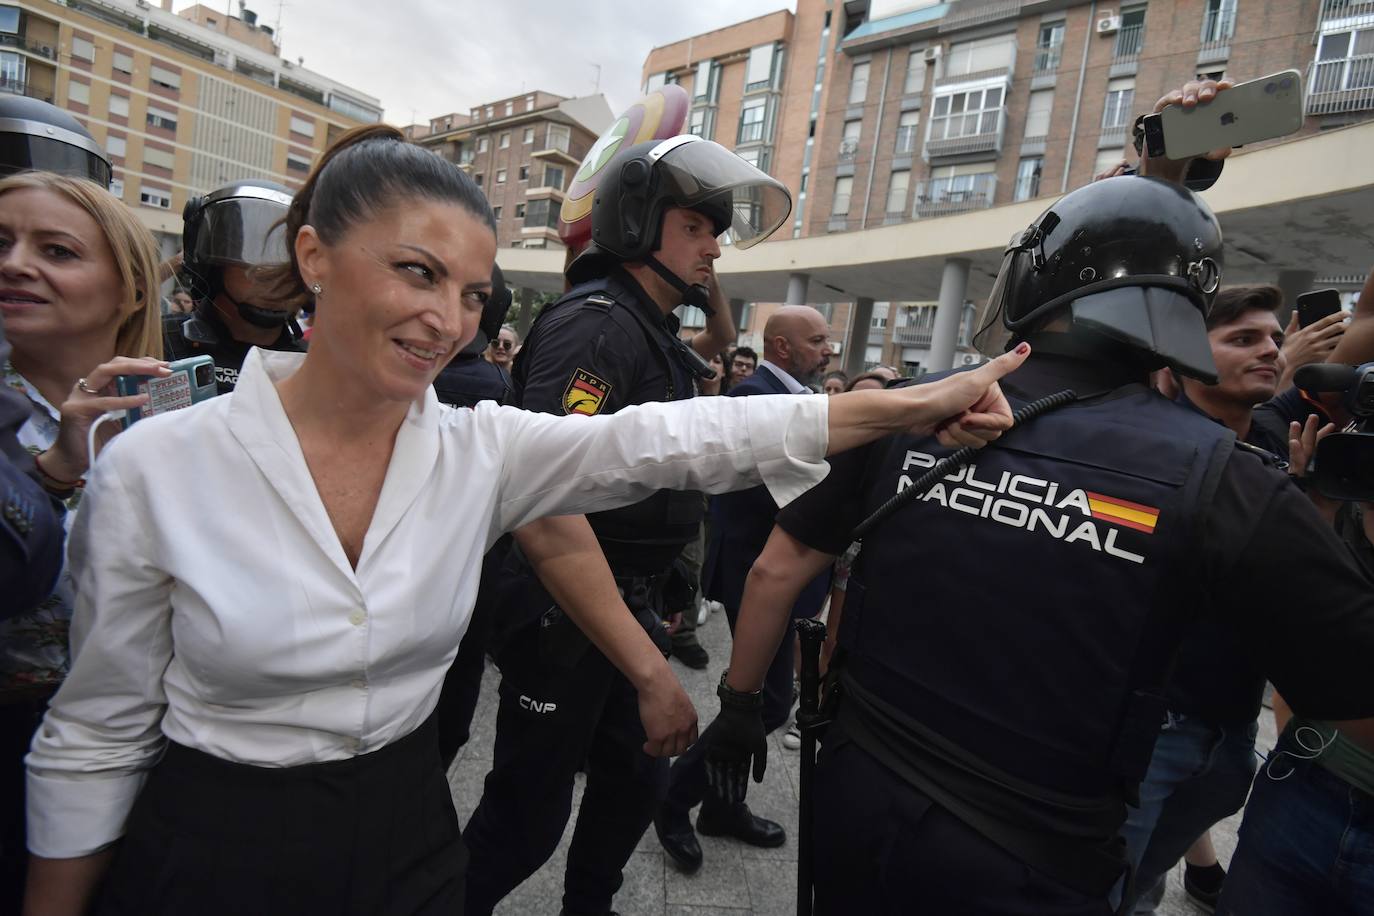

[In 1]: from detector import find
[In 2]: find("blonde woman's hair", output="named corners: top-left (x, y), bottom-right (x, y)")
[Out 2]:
top-left (0, 172), bottom-right (163, 359)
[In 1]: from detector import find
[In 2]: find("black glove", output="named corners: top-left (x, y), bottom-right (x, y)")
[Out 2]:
top-left (703, 672), bottom-right (767, 807)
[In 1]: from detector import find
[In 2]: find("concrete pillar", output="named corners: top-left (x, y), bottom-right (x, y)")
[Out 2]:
top-left (514, 287), bottom-right (536, 338)
top-left (844, 297), bottom-right (875, 377)
top-left (929, 258), bottom-right (970, 373)
top-left (729, 297), bottom-right (746, 337)
top-left (786, 272), bottom-right (810, 306)
top-left (1275, 269), bottom-right (1316, 327)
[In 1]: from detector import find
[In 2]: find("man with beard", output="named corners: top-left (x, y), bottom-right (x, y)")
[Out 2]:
top-left (656, 305), bottom-right (834, 873)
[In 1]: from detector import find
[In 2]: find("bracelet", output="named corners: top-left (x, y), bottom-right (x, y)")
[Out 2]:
top-left (33, 450), bottom-right (84, 494)
top-left (717, 670), bottom-right (764, 710)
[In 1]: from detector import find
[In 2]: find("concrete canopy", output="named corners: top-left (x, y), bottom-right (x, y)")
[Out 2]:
top-left (497, 120), bottom-right (1374, 304)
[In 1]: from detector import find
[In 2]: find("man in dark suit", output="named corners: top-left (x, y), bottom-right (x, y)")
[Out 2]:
top-left (655, 305), bottom-right (833, 873)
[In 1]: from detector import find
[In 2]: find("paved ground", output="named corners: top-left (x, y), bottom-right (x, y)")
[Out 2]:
top-left (446, 609), bottom-right (1278, 915)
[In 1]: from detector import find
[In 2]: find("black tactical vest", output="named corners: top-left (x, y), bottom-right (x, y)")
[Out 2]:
top-left (837, 382), bottom-right (1234, 877)
top-left (514, 275), bottom-right (705, 575)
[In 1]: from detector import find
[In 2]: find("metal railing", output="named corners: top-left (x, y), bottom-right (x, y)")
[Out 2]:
top-left (1307, 55), bottom-right (1374, 114)
top-left (838, 137), bottom-right (860, 162)
top-left (1199, 8), bottom-right (1236, 48)
top-left (913, 174), bottom-right (997, 218)
top-left (939, 0), bottom-right (1023, 33)
top-left (893, 325), bottom-right (935, 346)
top-left (1319, 0), bottom-right (1374, 23)
top-left (924, 124), bottom-right (1002, 159)
top-left (894, 125), bottom-right (919, 154)
top-left (0, 34), bottom-right (56, 59)
top-left (1113, 23), bottom-right (1145, 62)
top-left (1033, 45), bottom-right (1061, 74)
top-left (0, 78), bottom-right (53, 103)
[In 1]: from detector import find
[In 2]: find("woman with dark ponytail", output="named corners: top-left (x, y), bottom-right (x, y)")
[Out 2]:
top-left (20, 125), bottom-right (1025, 915)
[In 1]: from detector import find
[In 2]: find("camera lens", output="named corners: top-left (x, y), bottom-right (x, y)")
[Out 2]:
top-left (196, 363), bottom-right (213, 387)
top-left (1280, 77), bottom-right (1294, 89)
top-left (1265, 82), bottom-right (1277, 94)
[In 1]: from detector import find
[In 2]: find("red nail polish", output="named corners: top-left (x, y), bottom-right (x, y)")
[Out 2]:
top-left (1016, 343), bottom-right (1030, 355)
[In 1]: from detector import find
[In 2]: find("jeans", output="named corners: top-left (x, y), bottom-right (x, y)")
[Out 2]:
top-left (1116, 712), bottom-right (1258, 913)
top-left (1217, 726), bottom-right (1374, 916)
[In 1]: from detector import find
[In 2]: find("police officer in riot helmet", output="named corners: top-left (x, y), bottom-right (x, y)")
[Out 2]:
top-left (0, 95), bottom-right (111, 185)
top-left (702, 171), bottom-right (1374, 915)
top-left (167, 180), bottom-right (305, 393)
top-left (463, 135), bottom-right (791, 916)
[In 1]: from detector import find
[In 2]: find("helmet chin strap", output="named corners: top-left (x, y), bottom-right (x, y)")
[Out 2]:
top-left (222, 288), bottom-right (297, 332)
top-left (644, 255), bottom-right (713, 313)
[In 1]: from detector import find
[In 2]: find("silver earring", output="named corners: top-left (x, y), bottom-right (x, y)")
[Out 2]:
top-left (310, 282), bottom-right (322, 296)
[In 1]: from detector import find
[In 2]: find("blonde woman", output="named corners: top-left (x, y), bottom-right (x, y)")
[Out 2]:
top-left (0, 172), bottom-right (166, 909)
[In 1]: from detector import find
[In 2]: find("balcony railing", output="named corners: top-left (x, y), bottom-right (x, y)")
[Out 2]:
top-left (0, 79), bottom-right (53, 103)
top-left (1319, 0), bottom-right (1374, 22)
top-left (894, 125), bottom-right (919, 154)
top-left (893, 325), bottom-right (935, 346)
top-left (939, 0), bottom-right (1023, 33)
top-left (1307, 55), bottom-right (1374, 114)
top-left (1199, 8), bottom-right (1236, 50)
top-left (838, 137), bottom-right (859, 162)
top-left (1113, 23), bottom-right (1145, 62)
top-left (1033, 45), bottom-right (1061, 74)
top-left (0, 34), bottom-right (56, 59)
top-left (913, 174), bottom-right (997, 218)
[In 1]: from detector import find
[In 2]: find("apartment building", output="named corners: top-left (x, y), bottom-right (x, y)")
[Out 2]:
top-left (420, 92), bottom-right (612, 250)
top-left (2, 0), bottom-right (381, 251)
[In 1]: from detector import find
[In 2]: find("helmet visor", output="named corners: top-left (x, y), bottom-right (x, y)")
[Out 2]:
top-left (972, 236), bottom-right (1024, 357)
top-left (192, 193), bottom-right (291, 267)
top-left (0, 134), bottom-right (111, 186)
top-left (655, 139), bottom-right (792, 249)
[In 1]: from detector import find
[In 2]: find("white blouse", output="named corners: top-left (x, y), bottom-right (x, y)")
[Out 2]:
top-left (27, 348), bottom-right (830, 858)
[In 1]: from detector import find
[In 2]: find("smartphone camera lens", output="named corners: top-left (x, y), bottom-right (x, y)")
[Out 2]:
top-left (1265, 82), bottom-right (1277, 94)
top-left (195, 363), bottom-right (213, 387)
top-left (1280, 77), bottom-right (1294, 90)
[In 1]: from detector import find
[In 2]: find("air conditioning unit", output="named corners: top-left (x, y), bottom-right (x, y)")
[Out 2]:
top-left (1096, 15), bottom-right (1121, 34)
top-left (924, 45), bottom-right (942, 63)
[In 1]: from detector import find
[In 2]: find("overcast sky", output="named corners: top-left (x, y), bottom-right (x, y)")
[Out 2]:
top-left (177, 1), bottom-right (793, 124)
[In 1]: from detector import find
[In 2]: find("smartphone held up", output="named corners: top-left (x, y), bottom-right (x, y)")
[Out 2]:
top-left (1142, 70), bottom-right (1306, 161)
top-left (115, 355), bottom-right (216, 428)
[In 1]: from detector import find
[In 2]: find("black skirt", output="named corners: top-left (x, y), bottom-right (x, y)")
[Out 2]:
top-left (98, 715), bottom-right (466, 916)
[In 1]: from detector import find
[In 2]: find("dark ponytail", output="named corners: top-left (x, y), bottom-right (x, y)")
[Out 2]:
top-left (259, 123), bottom-right (495, 313)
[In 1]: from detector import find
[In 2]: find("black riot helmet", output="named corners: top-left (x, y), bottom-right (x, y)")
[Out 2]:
top-left (180, 179), bottom-right (294, 329)
top-left (456, 262), bottom-right (514, 358)
top-left (979, 175), bottom-right (1224, 383)
top-left (567, 135), bottom-right (792, 305)
top-left (0, 95), bottom-right (111, 185)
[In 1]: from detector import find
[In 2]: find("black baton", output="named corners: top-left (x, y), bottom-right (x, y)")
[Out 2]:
top-left (795, 617), bottom-right (828, 916)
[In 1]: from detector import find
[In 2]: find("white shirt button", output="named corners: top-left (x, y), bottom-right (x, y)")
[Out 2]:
top-left (348, 610), bottom-right (366, 627)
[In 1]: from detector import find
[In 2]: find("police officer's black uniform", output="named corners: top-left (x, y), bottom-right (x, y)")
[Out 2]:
top-left (167, 180), bottom-right (305, 393)
top-left (704, 176), bottom-right (1374, 915)
top-left (462, 135), bottom-right (792, 916)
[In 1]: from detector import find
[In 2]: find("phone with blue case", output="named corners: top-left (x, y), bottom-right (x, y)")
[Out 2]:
top-left (115, 355), bottom-right (217, 427)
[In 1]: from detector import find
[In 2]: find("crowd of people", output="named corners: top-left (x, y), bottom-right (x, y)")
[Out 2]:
top-left (1, 73), bottom-right (1372, 916)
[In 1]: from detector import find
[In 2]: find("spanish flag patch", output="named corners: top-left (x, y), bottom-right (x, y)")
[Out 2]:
top-left (1086, 492), bottom-right (1159, 534)
top-left (563, 369), bottom-right (611, 416)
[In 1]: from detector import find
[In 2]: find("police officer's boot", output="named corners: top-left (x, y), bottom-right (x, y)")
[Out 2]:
top-left (654, 805), bottom-right (703, 873)
top-left (696, 800), bottom-right (786, 848)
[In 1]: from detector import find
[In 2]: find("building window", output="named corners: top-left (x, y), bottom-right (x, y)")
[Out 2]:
top-left (1102, 77), bottom-right (1135, 129)
top-left (545, 124), bottom-right (570, 153)
top-left (1115, 8), bottom-right (1146, 60)
top-left (1201, 0), bottom-right (1236, 45)
top-left (106, 135), bottom-right (126, 157)
top-left (645, 72), bottom-right (667, 93)
top-left (1014, 157), bottom-right (1043, 201)
top-left (1312, 28), bottom-right (1374, 95)
top-left (143, 146), bottom-right (174, 170)
top-left (68, 80), bottom-right (89, 105)
top-left (525, 94), bottom-right (534, 109)
top-left (290, 115), bottom-right (315, 137)
top-left (929, 86), bottom-right (1004, 140)
top-left (1024, 89), bottom-right (1053, 140)
top-left (505, 101), bottom-right (513, 117)
top-left (895, 111), bottom-right (920, 154)
top-left (474, 173), bottom-right (483, 186)
top-left (689, 107), bottom-right (708, 136)
top-left (108, 95), bottom-right (129, 117)
top-left (71, 36), bottom-right (94, 62)
top-left (738, 97), bottom-right (766, 143)
top-left (515, 202), bottom-right (526, 218)
top-left (1035, 23), bottom-right (1064, 73)
top-left (904, 47), bottom-right (926, 95)
top-left (287, 153), bottom-right (311, 173)
top-left (542, 165), bottom-right (565, 191)
top-left (112, 51), bottom-right (133, 74)
top-left (109, 177), bottom-right (124, 198)
top-left (848, 61), bottom-right (870, 105)
top-left (832, 176), bottom-right (853, 216)
top-left (923, 163), bottom-right (996, 207)
top-left (746, 43), bottom-right (776, 91)
top-left (694, 58), bottom-right (719, 101)
top-left (485, 105), bottom-right (494, 119)
top-left (499, 132), bottom-right (510, 149)
top-left (523, 127), bottom-right (534, 144)
top-left (478, 136), bottom-right (489, 153)
top-left (839, 118), bottom-right (861, 159)
top-left (146, 105), bottom-right (178, 132)
top-left (944, 34), bottom-right (1016, 78)
top-left (518, 165), bottom-right (529, 181)
top-left (141, 189), bottom-right (172, 210)
top-left (0, 7), bottom-right (17, 33)
top-left (736, 147), bottom-right (761, 168)
top-left (149, 65), bottom-right (181, 90)
top-left (525, 198), bottom-right (559, 229)
top-left (493, 205), bottom-right (502, 220)
top-left (886, 170), bottom-right (910, 213)
top-left (1094, 148), bottom-right (1127, 176)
